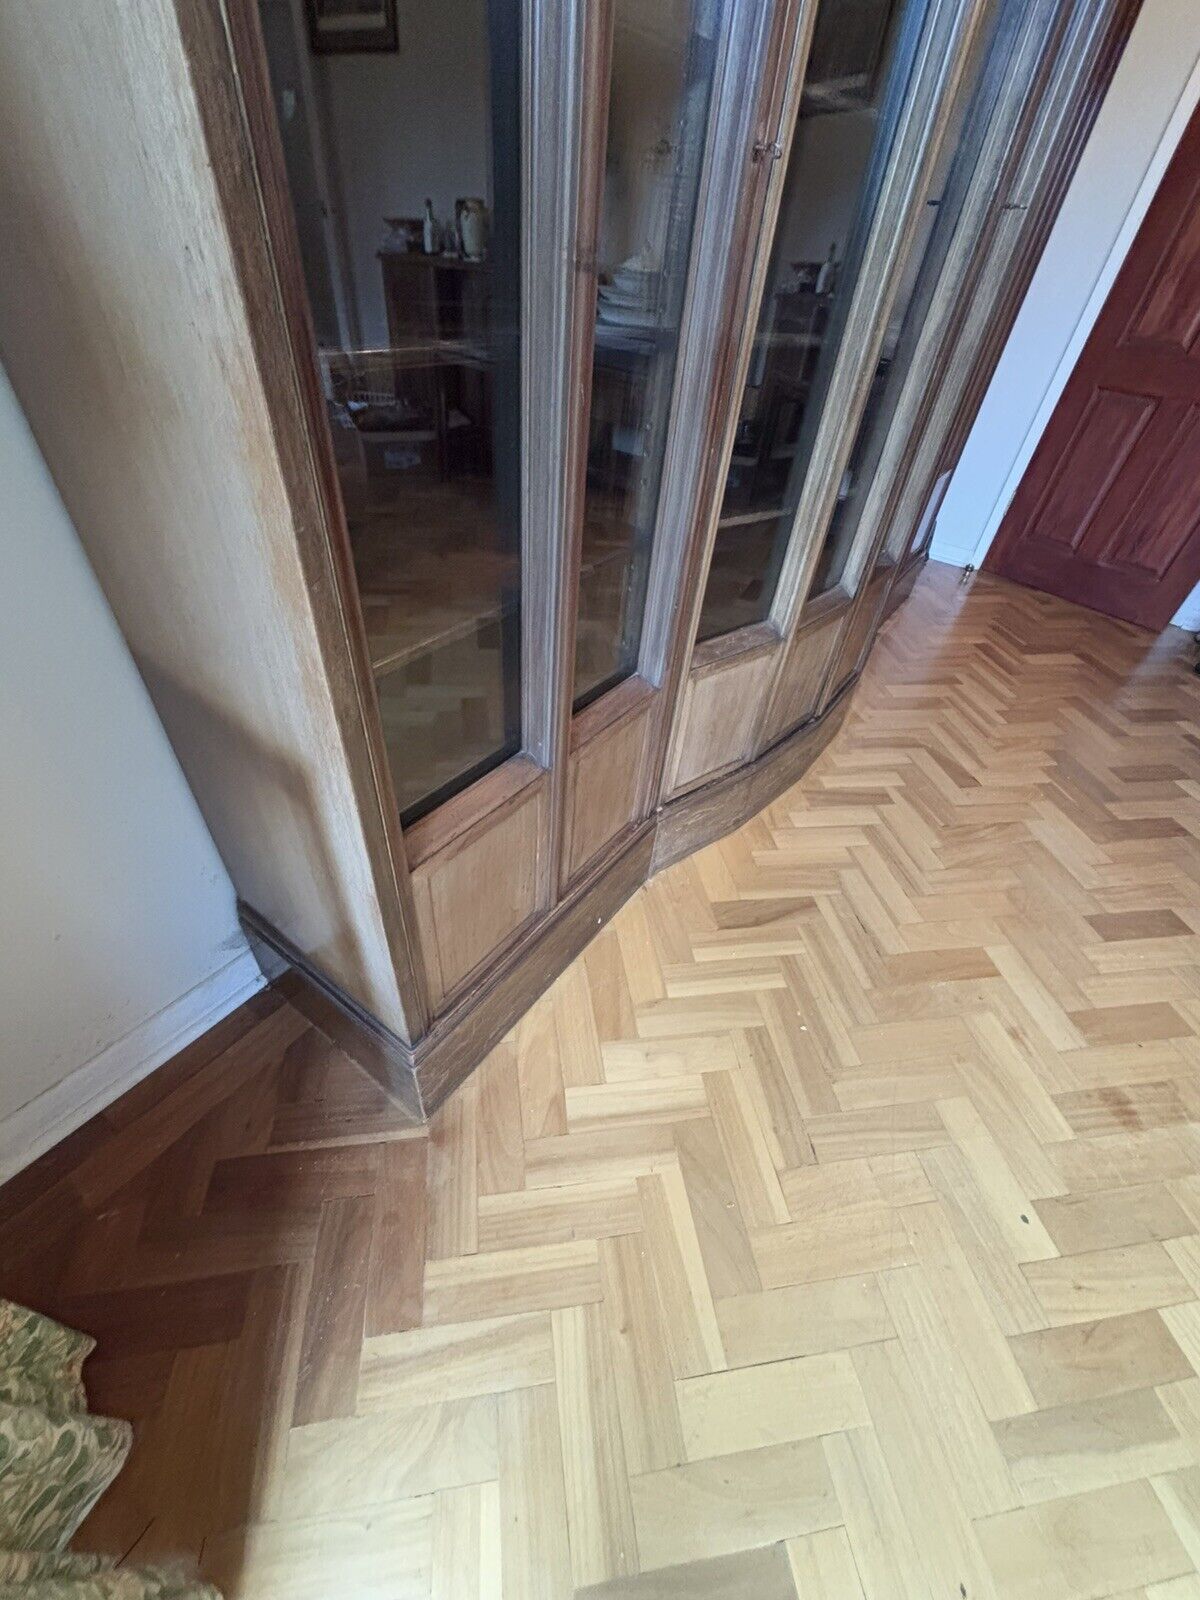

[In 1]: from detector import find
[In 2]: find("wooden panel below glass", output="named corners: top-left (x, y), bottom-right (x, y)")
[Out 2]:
top-left (563, 680), bottom-right (657, 887)
top-left (760, 609), bottom-right (844, 745)
top-left (826, 566), bottom-right (890, 700)
top-left (666, 635), bottom-right (779, 796)
top-left (408, 762), bottom-right (546, 1009)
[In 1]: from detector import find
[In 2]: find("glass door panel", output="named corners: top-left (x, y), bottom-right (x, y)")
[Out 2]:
top-left (876, 0), bottom-right (1032, 572)
top-left (696, 0), bottom-right (929, 642)
top-left (258, 0), bottom-right (522, 825)
top-left (811, 0), bottom-right (1004, 597)
top-left (572, 0), bottom-right (723, 711)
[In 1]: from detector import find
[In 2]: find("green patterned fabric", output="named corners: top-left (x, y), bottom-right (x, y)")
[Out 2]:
top-left (0, 1304), bottom-right (91, 1422)
top-left (0, 1302), bottom-right (219, 1600)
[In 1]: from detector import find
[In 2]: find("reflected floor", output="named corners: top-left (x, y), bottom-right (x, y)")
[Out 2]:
top-left (697, 519), bottom-right (780, 641)
top-left (339, 448), bottom-right (637, 813)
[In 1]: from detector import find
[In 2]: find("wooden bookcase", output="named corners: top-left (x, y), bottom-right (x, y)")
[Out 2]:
top-left (0, 0), bottom-right (1139, 1116)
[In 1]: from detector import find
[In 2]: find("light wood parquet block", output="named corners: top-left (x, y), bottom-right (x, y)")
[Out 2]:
top-left (1154, 1464), bottom-right (1200, 1575)
top-left (702, 1069), bottom-right (789, 1228)
top-left (636, 1168), bottom-right (726, 1378)
top-left (822, 1427), bottom-right (929, 1600)
top-left (1035, 1181), bottom-right (1194, 1254)
top-left (1009, 1310), bottom-right (1194, 1407)
top-left (474, 1041), bottom-right (524, 1198)
top-left (898, 1190), bottom-right (1038, 1418)
top-left (475, 1177), bottom-right (642, 1253)
top-left (975, 1480), bottom-right (1192, 1600)
top-left (851, 1338), bottom-right (1004, 1600)
top-left (552, 1302), bottom-right (637, 1586)
top-left (752, 1198), bottom-right (917, 1288)
top-left (933, 1094), bottom-right (1060, 1263)
top-left (430, 1481), bottom-right (501, 1600)
top-left (422, 1240), bottom-right (603, 1325)
top-left (920, 1136), bottom-right (1054, 1337)
top-left (715, 1274), bottom-right (892, 1368)
top-left (784, 1526), bottom-right (866, 1599)
top-left (278, 1396), bottom-right (497, 1518)
top-left (877, 1264), bottom-right (1022, 1516)
top-left (357, 1313), bottom-right (554, 1411)
top-left (293, 1194), bottom-right (373, 1425)
top-left (597, 1233), bottom-right (685, 1475)
top-left (671, 1115), bottom-right (760, 1297)
top-left (497, 1383), bottom-right (573, 1600)
top-left (1022, 1241), bottom-right (1194, 1327)
top-left (14, 567), bottom-right (1200, 1597)
top-left (994, 1385), bottom-right (1191, 1503)
top-left (202, 1498), bottom-right (434, 1599)
top-left (675, 1349), bottom-right (869, 1459)
top-left (366, 1138), bottom-right (427, 1336)
top-left (629, 1438), bottom-right (839, 1572)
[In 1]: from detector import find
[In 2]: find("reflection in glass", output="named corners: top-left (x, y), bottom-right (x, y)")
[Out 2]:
top-left (696, 0), bottom-right (927, 642)
top-left (876, 13), bottom-right (1010, 572)
top-left (258, 0), bottom-right (522, 824)
top-left (819, 7), bottom-right (1002, 595)
top-left (572, 0), bottom-right (722, 710)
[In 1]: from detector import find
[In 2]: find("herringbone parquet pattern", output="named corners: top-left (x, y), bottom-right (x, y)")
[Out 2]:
top-left (7, 563), bottom-right (1200, 1598)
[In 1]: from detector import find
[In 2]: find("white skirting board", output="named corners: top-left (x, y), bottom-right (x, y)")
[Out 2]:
top-left (0, 946), bottom-right (267, 1187)
top-left (1169, 588), bottom-right (1200, 632)
top-left (925, 537), bottom-right (979, 572)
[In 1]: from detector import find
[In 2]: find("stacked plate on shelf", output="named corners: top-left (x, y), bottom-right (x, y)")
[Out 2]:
top-left (596, 255), bottom-right (660, 330)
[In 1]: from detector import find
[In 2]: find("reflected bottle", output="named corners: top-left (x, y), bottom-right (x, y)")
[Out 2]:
top-left (816, 242), bottom-right (838, 295)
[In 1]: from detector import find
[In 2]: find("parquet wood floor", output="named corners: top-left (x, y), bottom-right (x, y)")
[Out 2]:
top-left (8, 562), bottom-right (1200, 1598)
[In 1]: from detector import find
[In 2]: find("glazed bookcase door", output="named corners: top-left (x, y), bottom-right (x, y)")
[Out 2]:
top-left (556, 0), bottom-right (783, 887)
top-left (838, 0), bottom-right (1134, 680)
top-left (749, 0), bottom-right (1021, 750)
top-left (0, 0), bottom-right (1135, 1119)
top-left (814, 0), bottom-right (1065, 704)
top-left (666, 0), bottom-right (997, 794)
top-left (223, 0), bottom-right (1137, 1061)
top-left (249, 0), bottom-right (588, 1012)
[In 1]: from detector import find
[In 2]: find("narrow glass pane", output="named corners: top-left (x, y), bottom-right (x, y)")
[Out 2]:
top-left (878, 9), bottom-right (1015, 571)
top-left (815, 6), bottom-right (1004, 594)
top-left (258, 0), bottom-right (522, 825)
top-left (696, 0), bottom-right (928, 642)
top-left (572, 0), bottom-right (723, 710)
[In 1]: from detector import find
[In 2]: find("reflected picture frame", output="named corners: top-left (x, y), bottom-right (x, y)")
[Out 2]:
top-left (305, 0), bottom-right (398, 54)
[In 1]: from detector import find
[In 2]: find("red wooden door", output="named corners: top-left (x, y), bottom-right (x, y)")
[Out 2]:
top-left (985, 104), bottom-right (1200, 629)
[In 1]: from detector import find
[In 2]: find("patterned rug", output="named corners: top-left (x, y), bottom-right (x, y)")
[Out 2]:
top-left (0, 1300), bottom-right (217, 1598)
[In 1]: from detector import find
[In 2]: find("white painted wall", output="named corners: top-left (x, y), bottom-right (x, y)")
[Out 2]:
top-left (0, 365), bottom-right (261, 1180)
top-left (931, 0), bottom-right (1200, 627)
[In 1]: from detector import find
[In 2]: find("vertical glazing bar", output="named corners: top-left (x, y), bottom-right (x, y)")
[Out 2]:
top-left (765, 0), bottom-right (995, 642)
top-left (521, 0), bottom-right (606, 904)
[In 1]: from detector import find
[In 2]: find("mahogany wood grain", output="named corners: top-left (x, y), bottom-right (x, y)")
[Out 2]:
top-left (988, 102), bottom-right (1200, 628)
